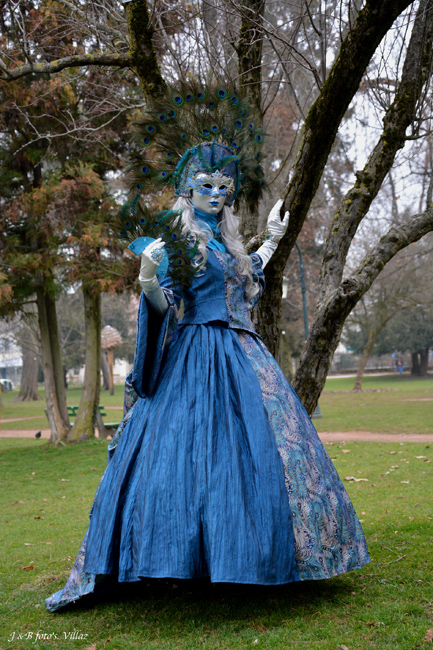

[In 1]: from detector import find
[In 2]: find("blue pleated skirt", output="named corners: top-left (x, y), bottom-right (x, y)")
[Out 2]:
top-left (83, 324), bottom-right (299, 585)
top-left (46, 322), bottom-right (369, 611)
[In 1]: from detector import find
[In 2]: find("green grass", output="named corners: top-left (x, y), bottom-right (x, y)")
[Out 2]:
top-left (2, 375), bottom-right (433, 435)
top-left (315, 374), bottom-right (433, 435)
top-left (1, 437), bottom-right (432, 650)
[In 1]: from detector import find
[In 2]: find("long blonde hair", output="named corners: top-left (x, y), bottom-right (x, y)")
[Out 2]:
top-left (172, 197), bottom-right (259, 300)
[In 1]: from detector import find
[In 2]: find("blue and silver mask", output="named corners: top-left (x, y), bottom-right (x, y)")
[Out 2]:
top-left (174, 142), bottom-right (240, 206)
top-left (189, 171), bottom-right (235, 214)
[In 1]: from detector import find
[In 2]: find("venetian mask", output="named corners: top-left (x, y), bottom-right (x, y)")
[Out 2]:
top-left (189, 172), bottom-right (235, 214)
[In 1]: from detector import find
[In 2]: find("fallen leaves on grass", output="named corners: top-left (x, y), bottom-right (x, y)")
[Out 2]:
top-left (401, 481), bottom-right (410, 484)
top-left (340, 449), bottom-right (351, 453)
top-left (345, 476), bottom-right (368, 482)
top-left (20, 565), bottom-right (34, 571)
top-left (84, 644), bottom-right (97, 650)
top-left (424, 629), bottom-right (433, 643)
top-left (24, 543), bottom-right (32, 546)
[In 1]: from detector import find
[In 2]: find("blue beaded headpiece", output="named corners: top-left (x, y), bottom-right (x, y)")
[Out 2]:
top-left (127, 81), bottom-right (266, 209)
top-left (174, 142), bottom-right (240, 206)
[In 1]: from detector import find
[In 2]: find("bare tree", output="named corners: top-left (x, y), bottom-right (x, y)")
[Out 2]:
top-left (345, 254), bottom-right (420, 391)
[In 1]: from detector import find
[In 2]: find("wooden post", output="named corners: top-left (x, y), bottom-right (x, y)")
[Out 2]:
top-left (107, 349), bottom-right (114, 396)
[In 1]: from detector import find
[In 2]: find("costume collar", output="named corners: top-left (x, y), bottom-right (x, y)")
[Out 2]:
top-left (193, 206), bottom-right (221, 236)
top-left (193, 206), bottom-right (226, 252)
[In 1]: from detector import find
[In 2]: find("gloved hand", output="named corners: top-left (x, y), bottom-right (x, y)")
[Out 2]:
top-left (256, 200), bottom-right (290, 268)
top-left (266, 199), bottom-right (289, 242)
top-left (139, 238), bottom-right (166, 281)
top-left (138, 238), bottom-right (168, 317)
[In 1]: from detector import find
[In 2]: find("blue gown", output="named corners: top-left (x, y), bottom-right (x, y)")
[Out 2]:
top-left (45, 249), bottom-right (369, 612)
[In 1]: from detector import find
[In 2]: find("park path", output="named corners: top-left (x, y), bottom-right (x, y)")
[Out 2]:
top-left (1, 428), bottom-right (433, 442)
top-left (318, 431), bottom-right (433, 443)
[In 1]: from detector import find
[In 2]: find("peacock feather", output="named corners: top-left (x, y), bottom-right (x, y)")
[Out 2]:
top-left (126, 80), bottom-right (266, 208)
top-left (119, 198), bottom-right (200, 287)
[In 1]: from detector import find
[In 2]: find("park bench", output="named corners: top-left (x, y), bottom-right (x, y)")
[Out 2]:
top-left (66, 405), bottom-right (121, 430)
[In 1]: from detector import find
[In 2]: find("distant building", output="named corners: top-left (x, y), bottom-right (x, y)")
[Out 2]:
top-left (66, 358), bottom-right (132, 387)
top-left (0, 331), bottom-right (22, 386)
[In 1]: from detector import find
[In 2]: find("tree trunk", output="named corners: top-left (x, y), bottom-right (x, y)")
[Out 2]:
top-left (107, 349), bottom-right (115, 396)
top-left (96, 408), bottom-right (111, 440)
top-left (278, 331), bottom-right (293, 383)
top-left (319, 0), bottom-right (433, 301)
top-left (411, 352), bottom-right (420, 376)
top-left (124, 0), bottom-right (166, 98)
top-left (45, 290), bottom-right (69, 423)
top-left (254, 0), bottom-right (413, 357)
top-left (68, 287), bottom-right (101, 441)
top-left (100, 350), bottom-right (110, 390)
top-left (36, 286), bottom-right (70, 442)
top-left (353, 331), bottom-right (376, 391)
top-left (236, 0), bottom-right (265, 242)
top-left (292, 205), bottom-right (433, 414)
top-left (419, 348), bottom-right (429, 376)
top-left (14, 324), bottom-right (40, 401)
top-left (291, 0), bottom-right (433, 412)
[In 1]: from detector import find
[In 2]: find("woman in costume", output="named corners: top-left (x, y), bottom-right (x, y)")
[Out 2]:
top-left (46, 85), bottom-right (369, 612)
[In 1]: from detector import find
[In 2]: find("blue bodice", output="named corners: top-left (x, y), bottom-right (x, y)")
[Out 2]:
top-left (132, 249), bottom-right (264, 399)
top-left (161, 250), bottom-right (264, 334)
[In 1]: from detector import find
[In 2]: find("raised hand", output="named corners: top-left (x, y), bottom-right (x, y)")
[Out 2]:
top-left (266, 199), bottom-right (290, 242)
top-left (139, 238), bottom-right (166, 280)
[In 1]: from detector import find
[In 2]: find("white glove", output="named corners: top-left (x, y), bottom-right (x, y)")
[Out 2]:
top-left (139, 238), bottom-right (166, 281)
top-left (266, 199), bottom-right (289, 242)
top-left (256, 200), bottom-right (290, 268)
top-left (138, 239), bottom-right (168, 317)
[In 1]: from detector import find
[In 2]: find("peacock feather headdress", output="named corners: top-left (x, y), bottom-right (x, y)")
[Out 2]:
top-left (127, 80), bottom-right (266, 207)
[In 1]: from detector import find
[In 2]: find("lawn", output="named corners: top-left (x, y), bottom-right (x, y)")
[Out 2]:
top-left (2, 374), bottom-right (433, 436)
top-left (314, 374), bottom-right (433, 435)
top-left (1, 436), bottom-right (432, 650)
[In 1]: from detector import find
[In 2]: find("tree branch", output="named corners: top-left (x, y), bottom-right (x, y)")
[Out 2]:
top-left (0, 52), bottom-right (132, 82)
top-left (255, 0), bottom-right (413, 356)
top-left (319, 0), bottom-right (433, 300)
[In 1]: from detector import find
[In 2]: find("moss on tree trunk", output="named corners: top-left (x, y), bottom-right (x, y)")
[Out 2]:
top-left (124, 0), bottom-right (166, 98)
top-left (36, 285), bottom-right (70, 442)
